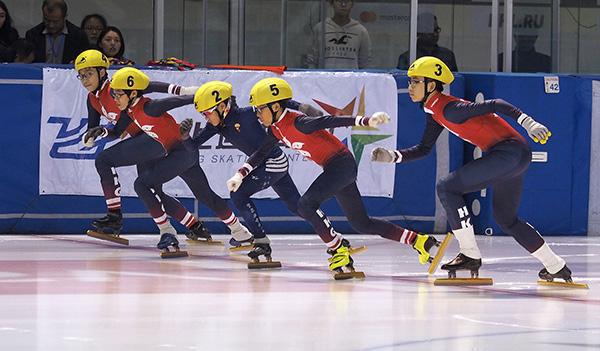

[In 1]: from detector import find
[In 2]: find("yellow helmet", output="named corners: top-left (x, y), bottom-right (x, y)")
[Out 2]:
top-left (249, 77), bottom-right (292, 107)
top-left (110, 67), bottom-right (150, 91)
top-left (194, 81), bottom-right (233, 112)
top-left (407, 56), bottom-right (454, 84)
top-left (74, 49), bottom-right (110, 71)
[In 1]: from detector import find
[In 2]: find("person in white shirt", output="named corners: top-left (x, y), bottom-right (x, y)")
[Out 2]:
top-left (306, 0), bottom-right (371, 69)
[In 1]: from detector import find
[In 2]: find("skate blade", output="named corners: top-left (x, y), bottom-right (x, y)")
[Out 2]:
top-left (334, 271), bottom-right (366, 280)
top-left (434, 277), bottom-right (493, 286)
top-left (160, 250), bottom-right (189, 259)
top-left (349, 246), bottom-right (368, 255)
top-left (537, 280), bottom-right (589, 289)
top-left (186, 239), bottom-right (224, 246)
top-left (428, 233), bottom-right (452, 275)
top-left (86, 230), bottom-right (129, 246)
top-left (248, 261), bottom-right (282, 269)
top-left (229, 244), bottom-right (254, 252)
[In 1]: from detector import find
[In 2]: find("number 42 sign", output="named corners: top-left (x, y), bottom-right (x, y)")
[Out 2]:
top-left (544, 76), bottom-right (560, 94)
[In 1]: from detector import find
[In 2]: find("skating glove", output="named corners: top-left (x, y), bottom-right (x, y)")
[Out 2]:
top-left (369, 112), bottom-right (391, 127)
top-left (517, 114), bottom-right (551, 144)
top-left (82, 126), bottom-right (108, 147)
top-left (179, 86), bottom-right (199, 96)
top-left (371, 147), bottom-right (402, 163)
top-left (298, 103), bottom-right (323, 117)
top-left (180, 118), bottom-right (194, 140)
top-left (226, 172), bottom-right (244, 192)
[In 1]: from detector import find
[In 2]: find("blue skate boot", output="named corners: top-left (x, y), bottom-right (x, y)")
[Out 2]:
top-left (247, 242), bottom-right (281, 269)
top-left (228, 223), bottom-right (254, 252)
top-left (86, 212), bottom-right (128, 245)
top-left (157, 233), bottom-right (188, 259)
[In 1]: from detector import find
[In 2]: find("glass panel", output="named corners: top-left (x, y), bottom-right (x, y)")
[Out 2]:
top-left (561, 1), bottom-right (600, 73)
top-left (204, 0), bottom-right (230, 65)
top-left (164, 0), bottom-right (228, 66)
top-left (245, 0), bottom-right (284, 66)
top-left (286, 0), bottom-right (322, 68)
top-left (404, 2), bottom-right (462, 71)
top-left (499, 0), bottom-right (554, 73)
top-left (352, 0), bottom-right (410, 69)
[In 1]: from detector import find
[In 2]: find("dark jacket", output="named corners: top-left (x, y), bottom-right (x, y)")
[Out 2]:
top-left (25, 20), bottom-right (89, 64)
top-left (0, 27), bottom-right (19, 62)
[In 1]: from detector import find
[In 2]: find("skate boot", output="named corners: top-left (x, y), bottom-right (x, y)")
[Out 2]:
top-left (247, 243), bottom-right (281, 269)
top-left (435, 253), bottom-right (492, 286)
top-left (328, 240), bottom-right (365, 280)
top-left (537, 264), bottom-right (588, 289)
top-left (228, 224), bottom-right (254, 252)
top-left (411, 233), bottom-right (453, 274)
top-left (157, 233), bottom-right (188, 259)
top-left (86, 212), bottom-right (128, 245)
top-left (185, 221), bottom-right (222, 245)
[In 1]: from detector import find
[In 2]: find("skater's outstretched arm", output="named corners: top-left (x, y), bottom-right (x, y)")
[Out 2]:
top-left (444, 99), bottom-right (551, 143)
top-left (143, 95), bottom-right (195, 117)
top-left (287, 100), bottom-right (323, 117)
top-left (144, 82), bottom-right (198, 96)
top-left (294, 112), bottom-right (390, 134)
top-left (245, 130), bottom-right (280, 170)
top-left (371, 115), bottom-right (444, 163)
top-left (180, 119), bottom-right (219, 149)
top-left (82, 111), bottom-right (133, 146)
top-left (226, 130), bottom-right (279, 192)
top-left (443, 99), bottom-right (523, 123)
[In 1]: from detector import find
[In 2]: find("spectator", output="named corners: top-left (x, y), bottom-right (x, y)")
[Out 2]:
top-left (397, 12), bottom-right (458, 71)
top-left (25, 0), bottom-right (89, 64)
top-left (498, 17), bottom-right (551, 73)
top-left (97, 26), bottom-right (134, 66)
top-left (305, 0), bottom-right (371, 69)
top-left (0, 0), bottom-right (19, 62)
top-left (80, 14), bottom-right (107, 48)
top-left (11, 39), bottom-right (35, 63)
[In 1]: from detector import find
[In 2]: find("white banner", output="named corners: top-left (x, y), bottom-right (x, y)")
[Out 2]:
top-left (40, 68), bottom-right (397, 199)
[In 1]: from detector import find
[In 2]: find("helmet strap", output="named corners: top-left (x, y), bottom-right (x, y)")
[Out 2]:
top-left (93, 68), bottom-right (107, 94)
top-left (421, 78), bottom-right (435, 104)
top-left (124, 90), bottom-right (139, 109)
top-left (267, 102), bottom-right (279, 125)
top-left (216, 99), bottom-right (231, 125)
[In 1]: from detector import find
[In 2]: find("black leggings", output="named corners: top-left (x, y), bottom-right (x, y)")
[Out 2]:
top-left (436, 139), bottom-right (544, 253)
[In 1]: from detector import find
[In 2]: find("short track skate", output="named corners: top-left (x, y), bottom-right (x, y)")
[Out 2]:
top-left (329, 243), bottom-right (366, 280)
top-left (185, 221), bottom-right (223, 245)
top-left (86, 213), bottom-right (128, 245)
top-left (537, 265), bottom-right (589, 289)
top-left (434, 253), bottom-right (493, 286)
top-left (247, 244), bottom-right (282, 269)
top-left (228, 237), bottom-right (255, 252)
top-left (86, 230), bottom-right (129, 246)
top-left (427, 233), bottom-right (452, 274)
top-left (157, 233), bottom-right (188, 259)
top-left (186, 237), bottom-right (223, 246)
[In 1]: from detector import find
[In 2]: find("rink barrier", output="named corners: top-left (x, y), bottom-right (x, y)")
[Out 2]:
top-left (0, 64), bottom-right (592, 235)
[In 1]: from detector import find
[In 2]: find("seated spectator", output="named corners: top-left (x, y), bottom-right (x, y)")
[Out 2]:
top-left (498, 18), bottom-right (551, 73)
top-left (397, 12), bottom-right (458, 71)
top-left (80, 13), bottom-right (106, 48)
top-left (11, 39), bottom-right (35, 63)
top-left (305, 0), bottom-right (371, 69)
top-left (97, 26), bottom-right (134, 65)
top-left (25, 0), bottom-right (89, 63)
top-left (0, 0), bottom-right (19, 62)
